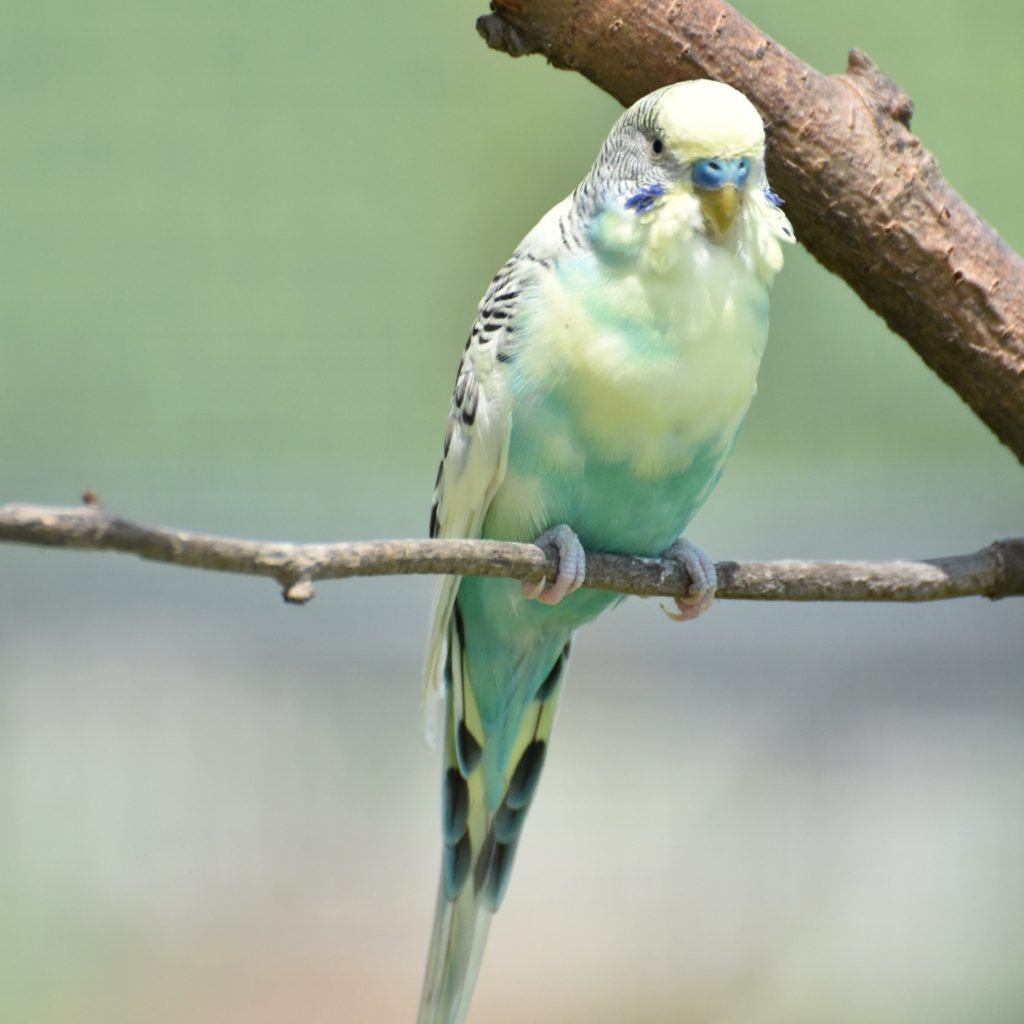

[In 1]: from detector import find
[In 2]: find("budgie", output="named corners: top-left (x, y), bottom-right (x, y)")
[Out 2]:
top-left (419, 79), bottom-right (793, 1023)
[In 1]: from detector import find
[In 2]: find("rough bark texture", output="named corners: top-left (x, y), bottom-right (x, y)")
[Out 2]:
top-left (2, 500), bottom-right (1020, 605)
top-left (478, 0), bottom-right (1024, 463)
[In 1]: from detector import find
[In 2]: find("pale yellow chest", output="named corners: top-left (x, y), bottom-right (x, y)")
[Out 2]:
top-left (514, 235), bottom-right (770, 478)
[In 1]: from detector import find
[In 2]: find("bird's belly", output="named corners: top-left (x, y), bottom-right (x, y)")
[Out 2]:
top-left (492, 417), bottom-right (730, 554)
top-left (488, 245), bottom-right (769, 558)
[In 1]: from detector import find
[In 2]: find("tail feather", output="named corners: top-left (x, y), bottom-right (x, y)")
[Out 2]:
top-left (417, 880), bottom-right (493, 1024)
top-left (417, 603), bottom-right (572, 1023)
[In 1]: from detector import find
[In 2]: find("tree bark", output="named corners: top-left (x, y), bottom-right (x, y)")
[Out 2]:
top-left (478, 0), bottom-right (1024, 463)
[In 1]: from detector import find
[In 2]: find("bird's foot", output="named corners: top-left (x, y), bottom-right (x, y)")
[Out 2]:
top-left (661, 536), bottom-right (717, 622)
top-left (522, 524), bottom-right (586, 606)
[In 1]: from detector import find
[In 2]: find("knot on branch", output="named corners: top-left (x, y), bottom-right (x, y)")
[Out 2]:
top-left (844, 48), bottom-right (915, 128)
top-left (477, 7), bottom-right (535, 57)
top-left (282, 576), bottom-right (316, 605)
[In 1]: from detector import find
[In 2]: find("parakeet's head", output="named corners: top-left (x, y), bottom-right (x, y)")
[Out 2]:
top-left (589, 79), bottom-right (787, 247)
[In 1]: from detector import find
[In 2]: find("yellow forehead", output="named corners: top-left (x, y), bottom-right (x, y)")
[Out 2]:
top-left (650, 80), bottom-right (765, 160)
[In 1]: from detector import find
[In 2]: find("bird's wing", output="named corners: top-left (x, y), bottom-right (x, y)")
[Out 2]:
top-left (421, 261), bottom-right (523, 743)
top-left (421, 199), bottom-right (572, 744)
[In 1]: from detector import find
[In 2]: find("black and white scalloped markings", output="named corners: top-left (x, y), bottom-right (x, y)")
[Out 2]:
top-left (472, 257), bottom-right (523, 354)
top-left (426, 239), bottom-right (562, 540)
top-left (428, 353), bottom-right (479, 537)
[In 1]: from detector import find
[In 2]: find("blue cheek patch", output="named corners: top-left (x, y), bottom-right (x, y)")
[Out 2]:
top-left (624, 183), bottom-right (667, 215)
top-left (764, 187), bottom-right (784, 207)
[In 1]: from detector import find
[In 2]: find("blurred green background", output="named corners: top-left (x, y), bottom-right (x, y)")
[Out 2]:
top-left (2, 2), bottom-right (1022, 1022)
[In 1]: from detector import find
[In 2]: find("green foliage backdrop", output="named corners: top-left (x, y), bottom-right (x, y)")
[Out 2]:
top-left (2, 3), bottom-right (1022, 1022)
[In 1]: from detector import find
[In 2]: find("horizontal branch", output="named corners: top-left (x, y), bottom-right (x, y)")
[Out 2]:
top-left (1, 498), bottom-right (1021, 606)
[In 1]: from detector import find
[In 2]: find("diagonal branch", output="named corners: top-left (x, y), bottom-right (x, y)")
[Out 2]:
top-left (477, 0), bottom-right (1024, 463)
top-left (1, 498), bottom-right (1020, 606)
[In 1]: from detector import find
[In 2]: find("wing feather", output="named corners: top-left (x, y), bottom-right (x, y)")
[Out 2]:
top-left (422, 198), bottom-right (573, 741)
top-left (422, 259), bottom-right (523, 743)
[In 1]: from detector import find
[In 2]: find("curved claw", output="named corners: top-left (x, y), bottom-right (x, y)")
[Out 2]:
top-left (521, 524), bottom-right (587, 606)
top-left (661, 536), bottom-right (717, 622)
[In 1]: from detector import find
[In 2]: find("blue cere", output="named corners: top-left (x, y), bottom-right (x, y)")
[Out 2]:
top-left (692, 157), bottom-right (750, 190)
top-left (624, 183), bottom-right (666, 214)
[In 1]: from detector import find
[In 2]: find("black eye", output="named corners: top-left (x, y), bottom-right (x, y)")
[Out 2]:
top-left (651, 137), bottom-right (664, 156)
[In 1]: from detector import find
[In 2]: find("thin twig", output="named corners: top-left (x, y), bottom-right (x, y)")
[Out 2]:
top-left (1, 498), bottom-right (1020, 605)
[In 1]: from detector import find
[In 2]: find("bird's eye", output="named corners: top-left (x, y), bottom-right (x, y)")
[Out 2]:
top-left (651, 137), bottom-right (664, 156)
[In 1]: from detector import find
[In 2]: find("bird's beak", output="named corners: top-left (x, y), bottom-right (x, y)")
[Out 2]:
top-left (696, 184), bottom-right (740, 240)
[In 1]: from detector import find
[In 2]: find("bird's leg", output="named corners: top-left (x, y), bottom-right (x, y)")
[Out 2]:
top-left (522, 524), bottom-right (587, 606)
top-left (661, 536), bottom-right (717, 621)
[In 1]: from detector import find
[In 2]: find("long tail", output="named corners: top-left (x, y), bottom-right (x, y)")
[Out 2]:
top-left (417, 876), bottom-right (492, 1024)
top-left (417, 605), bottom-right (571, 1024)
